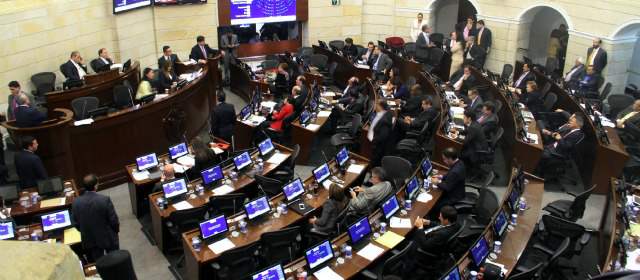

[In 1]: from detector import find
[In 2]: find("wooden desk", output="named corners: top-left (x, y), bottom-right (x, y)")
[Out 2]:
top-left (45, 62), bottom-right (141, 111)
top-left (600, 178), bottom-right (622, 272)
top-left (181, 153), bottom-right (369, 280)
top-left (312, 46), bottom-right (372, 88)
top-left (9, 179), bottom-right (78, 225)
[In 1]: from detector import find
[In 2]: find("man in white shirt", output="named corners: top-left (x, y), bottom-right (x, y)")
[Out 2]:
top-left (93, 48), bottom-right (113, 73)
top-left (564, 57), bottom-right (586, 90)
top-left (61, 51), bottom-right (87, 82)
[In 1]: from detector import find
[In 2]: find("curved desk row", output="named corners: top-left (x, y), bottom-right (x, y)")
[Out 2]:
top-left (2, 59), bottom-right (221, 188)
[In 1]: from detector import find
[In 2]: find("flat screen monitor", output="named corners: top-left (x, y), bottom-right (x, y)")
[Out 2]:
top-left (381, 195), bottom-right (400, 219)
top-left (230, 0), bottom-right (297, 25)
top-left (283, 178), bottom-right (304, 202)
top-left (406, 176), bottom-right (420, 200)
top-left (441, 265), bottom-right (461, 280)
top-left (312, 163), bottom-right (331, 184)
top-left (305, 239), bottom-right (334, 270)
top-left (470, 236), bottom-right (490, 266)
top-left (201, 165), bottom-right (224, 186)
top-left (336, 147), bottom-right (349, 168)
top-left (300, 110), bottom-right (311, 125)
top-left (244, 196), bottom-right (271, 220)
top-left (233, 151), bottom-right (253, 171)
top-left (494, 209), bottom-right (508, 238)
top-left (169, 142), bottom-right (189, 160)
top-left (199, 214), bottom-right (228, 240)
top-left (421, 158), bottom-right (432, 177)
top-left (136, 153), bottom-right (159, 171)
top-left (162, 178), bottom-right (188, 199)
top-left (508, 189), bottom-right (520, 211)
top-left (240, 104), bottom-right (252, 120)
top-left (348, 216), bottom-right (372, 245)
top-left (252, 264), bottom-right (286, 280)
top-left (0, 222), bottom-right (14, 240)
top-left (113, 0), bottom-right (151, 14)
top-left (41, 209), bottom-right (72, 232)
top-left (309, 99), bottom-right (318, 111)
top-left (258, 138), bottom-right (275, 156)
top-left (37, 177), bottom-right (64, 197)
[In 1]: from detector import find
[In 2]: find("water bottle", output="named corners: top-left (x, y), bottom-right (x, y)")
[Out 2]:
top-left (192, 236), bottom-right (202, 252)
top-left (510, 214), bottom-right (518, 226)
top-left (380, 222), bottom-right (387, 234)
top-left (519, 197), bottom-right (527, 212)
top-left (405, 199), bottom-right (412, 211)
top-left (230, 171), bottom-right (238, 180)
top-left (493, 241), bottom-right (502, 254)
top-left (239, 219), bottom-right (248, 234)
top-left (345, 246), bottom-right (352, 259)
top-left (280, 203), bottom-right (288, 215)
top-left (469, 271), bottom-right (478, 280)
top-left (196, 185), bottom-right (205, 196)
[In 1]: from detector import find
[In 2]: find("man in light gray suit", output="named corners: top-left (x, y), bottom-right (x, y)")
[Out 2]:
top-left (348, 167), bottom-right (394, 215)
top-left (220, 29), bottom-right (239, 84)
top-left (368, 46), bottom-right (393, 81)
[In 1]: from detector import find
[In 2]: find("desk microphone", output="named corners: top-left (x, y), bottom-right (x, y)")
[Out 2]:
top-left (321, 150), bottom-right (330, 164)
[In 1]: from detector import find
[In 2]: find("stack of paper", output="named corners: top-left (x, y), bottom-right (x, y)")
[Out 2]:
top-left (40, 198), bottom-right (66, 208)
top-left (172, 201), bottom-right (193, 211)
top-left (526, 133), bottom-right (539, 144)
top-left (318, 111), bottom-right (332, 118)
top-left (321, 92), bottom-right (336, 97)
top-left (267, 153), bottom-right (288, 164)
top-left (208, 238), bottom-right (236, 255)
top-left (389, 217), bottom-right (412, 229)
top-left (306, 124), bottom-right (321, 131)
top-left (212, 147), bottom-right (224, 155)
top-left (132, 170), bottom-right (150, 181)
top-left (314, 266), bottom-right (344, 280)
top-left (347, 164), bottom-right (365, 174)
top-left (357, 243), bottom-right (385, 261)
top-left (73, 119), bottom-right (94, 126)
top-left (417, 193), bottom-right (433, 203)
top-left (376, 231), bottom-right (405, 249)
top-left (213, 185), bottom-right (234, 196)
top-left (63, 227), bottom-right (82, 245)
top-left (177, 155), bottom-right (195, 167)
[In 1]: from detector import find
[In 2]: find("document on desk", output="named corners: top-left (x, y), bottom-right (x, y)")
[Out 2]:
top-left (321, 91), bottom-right (336, 97)
top-left (317, 111), bottom-right (332, 118)
top-left (347, 164), bottom-right (365, 174)
top-left (417, 193), bottom-right (433, 203)
top-left (153, 94), bottom-right (169, 101)
top-left (267, 153), bottom-right (288, 164)
top-left (213, 185), bottom-right (234, 196)
top-left (376, 231), bottom-right (405, 249)
top-left (357, 243), bottom-right (385, 261)
top-left (306, 124), bottom-right (321, 131)
top-left (390, 217), bottom-right (412, 229)
top-left (322, 180), bottom-right (333, 190)
top-left (249, 115), bottom-right (266, 124)
top-left (40, 198), bottom-right (66, 208)
top-left (212, 147), bottom-right (224, 155)
top-left (172, 201), bottom-right (193, 211)
top-left (208, 238), bottom-right (236, 255)
top-left (132, 170), bottom-right (150, 181)
top-left (73, 119), bottom-right (94, 126)
top-left (314, 266), bottom-right (344, 280)
top-left (110, 63), bottom-right (123, 70)
top-left (63, 227), bottom-right (82, 245)
top-left (526, 133), bottom-right (539, 144)
top-left (355, 64), bottom-right (370, 70)
top-left (177, 155), bottom-right (195, 167)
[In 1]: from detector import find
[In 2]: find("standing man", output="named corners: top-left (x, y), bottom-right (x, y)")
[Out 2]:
top-left (72, 174), bottom-right (120, 262)
top-left (475, 20), bottom-right (492, 66)
top-left (211, 92), bottom-right (236, 142)
top-left (94, 48), bottom-right (113, 72)
top-left (14, 136), bottom-right (48, 189)
top-left (429, 148), bottom-right (466, 216)
top-left (158, 45), bottom-right (180, 70)
top-left (14, 94), bottom-right (47, 128)
top-left (190, 35), bottom-right (223, 64)
top-left (369, 46), bottom-right (392, 81)
top-left (463, 37), bottom-right (486, 70)
top-left (220, 29), bottom-right (239, 84)
top-left (61, 51), bottom-right (87, 82)
top-left (415, 24), bottom-right (434, 62)
top-left (6, 81), bottom-right (34, 121)
top-left (368, 100), bottom-right (394, 167)
top-left (587, 38), bottom-right (607, 73)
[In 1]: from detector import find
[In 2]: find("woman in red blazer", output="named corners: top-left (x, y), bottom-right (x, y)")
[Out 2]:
top-left (269, 96), bottom-right (295, 132)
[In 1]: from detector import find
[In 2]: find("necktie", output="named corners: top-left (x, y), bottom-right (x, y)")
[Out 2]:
top-left (477, 29), bottom-right (482, 45)
top-left (515, 72), bottom-right (527, 87)
top-left (200, 45), bottom-right (207, 58)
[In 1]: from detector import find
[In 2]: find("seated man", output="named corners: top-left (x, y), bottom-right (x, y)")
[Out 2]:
top-left (451, 110), bottom-right (487, 176)
top-left (413, 205), bottom-right (461, 255)
top-left (15, 136), bottom-right (48, 189)
top-left (343, 37), bottom-right (359, 59)
top-left (338, 77), bottom-right (361, 105)
top-left (401, 84), bottom-right (425, 118)
top-left (477, 101), bottom-right (499, 138)
top-left (511, 62), bottom-right (535, 94)
top-left (158, 45), bottom-right (180, 70)
top-left (94, 48), bottom-right (113, 72)
top-left (536, 113), bottom-right (585, 178)
top-left (291, 86), bottom-right (307, 114)
top-left (14, 94), bottom-right (47, 128)
top-left (449, 66), bottom-right (476, 96)
top-left (61, 51), bottom-right (87, 82)
top-left (347, 167), bottom-right (394, 215)
top-left (564, 57), bottom-right (586, 90)
top-left (7, 81), bottom-right (35, 121)
top-left (385, 77), bottom-right (409, 100)
top-left (398, 98), bottom-right (438, 134)
top-left (461, 88), bottom-right (483, 114)
top-left (616, 100), bottom-right (640, 144)
top-left (520, 81), bottom-right (544, 118)
top-left (578, 66), bottom-right (600, 95)
top-left (429, 148), bottom-right (465, 217)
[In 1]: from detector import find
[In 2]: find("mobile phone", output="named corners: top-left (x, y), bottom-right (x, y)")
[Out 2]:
top-left (299, 203), bottom-right (305, 210)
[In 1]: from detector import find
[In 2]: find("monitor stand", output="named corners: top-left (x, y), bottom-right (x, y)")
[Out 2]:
top-left (148, 167), bottom-right (161, 180)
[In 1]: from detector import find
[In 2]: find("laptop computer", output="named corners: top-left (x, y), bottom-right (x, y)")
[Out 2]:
top-left (380, 195), bottom-right (400, 221)
top-left (421, 158), bottom-right (433, 178)
top-left (251, 264), bottom-right (286, 280)
top-left (335, 147), bottom-right (350, 170)
top-left (239, 104), bottom-right (252, 121)
top-left (440, 265), bottom-right (462, 280)
top-left (493, 208), bottom-right (509, 241)
top-left (244, 196), bottom-right (271, 222)
top-left (233, 151), bottom-right (253, 172)
top-left (168, 142), bottom-right (189, 160)
top-left (347, 216), bottom-right (373, 251)
top-left (300, 110), bottom-right (311, 126)
top-left (0, 221), bottom-right (15, 240)
top-left (470, 235), bottom-right (490, 268)
top-left (36, 177), bottom-right (64, 198)
top-left (508, 188), bottom-right (520, 213)
top-left (312, 163), bottom-right (332, 187)
top-left (135, 153), bottom-right (161, 179)
top-left (40, 209), bottom-right (73, 238)
top-left (201, 165), bottom-right (224, 189)
top-left (405, 175), bottom-right (420, 201)
top-left (162, 178), bottom-right (189, 204)
top-left (199, 214), bottom-right (228, 245)
top-left (283, 178), bottom-right (314, 216)
top-left (305, 239), bottom-right (335, 273)
top-left (257, 138), bottom-right (276, 159)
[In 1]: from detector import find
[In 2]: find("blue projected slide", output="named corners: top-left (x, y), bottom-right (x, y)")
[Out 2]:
top-left (113, 0), bottom-right (152, 13)
top-left (230, 0), bottom-right (297, 25)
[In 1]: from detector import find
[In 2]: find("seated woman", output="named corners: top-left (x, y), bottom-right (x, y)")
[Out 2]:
top-left (309, 183), bottom-right (347, 234)
top-left (158, 61), bottom-right (177, 93)
top-left (268, 96), bottom-right (294, 132)
top-left (136, 67), bottom-right (157, 100)
top-left (186, 136), bottom-right (220, 180)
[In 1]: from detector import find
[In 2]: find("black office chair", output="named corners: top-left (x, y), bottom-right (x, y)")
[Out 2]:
top-left (0, 183), bottom-right (19, 204)
top-left (297, 47), bottom-right (314, 63)
top-left (71, 96), bottom-right (100, 120)
top-left (474, 126), bottom-right (503, 181)
top-left (455, 171), bottom-right (496, 209)
top-left (166, 205), bottom-right (208, 266)
top-left (95, 250), bottom-right (137, 280)
top-left (415, 219), bottom-right (467, 274)
top-left (330, 114), bottom-right (362, 150)
top-left (113, 84), bottom-right (134, 109)
top-left (456, 188), bottom-right (499, 244)
top-left (30, 72), bottom-right (56, 104)
top-left (260, 60), bottom-right (278, 71)
top-left (329, 40), bottom-right (345, 51)
top-left (501, 64), bottom-right (513, 84)
top-left (542, 92), bottom-right (558, 112)
top-left (323, 61), bottom-right (338, 86)
top-left (268, 144), bottom-right (300, 183)
top-left (403, 42), bottom-right (416, 58)
top-left (211, 242), bottom-right (260, 280)
top-left (207, 193), bottom-right (246, 217)
top-left (381, 156), bottom-right (413, 189)
top-left (607, 94), bottom-right (635, 119)
top-left (306, 206), bottom-right (350, 247)
top-left (90, 59), bottom-right (101, 73)
top-left (309, 54), bottom-right (329, 72)
top-left (542, 133), bottom-right (585, 185)
top-left (395, 120), bottom-right (431, 163)
top-left (361, 241), bottom-right (415, 280)
top-left (507, 263), bottom-right (543, 280)
top-left (543, 184), bottom-right (596, 222)
top-left (590, 271), bottom-right (640, 279)
top-left (259, 226), bottom-right (302, 266)
top-left (254, 174), bottom-right (283, 197)
top-left (515, 237), bottom-right (571, 279)
top-left (265, 113), bottom-right (297, 145)
top-left (424, 47), bottom-right (445, 73)
top-left (540, 82), bottom-right (552, 98)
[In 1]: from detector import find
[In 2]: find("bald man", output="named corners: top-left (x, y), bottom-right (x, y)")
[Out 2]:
top-left (14, 94), bottom-right (47, 128)
top-left (61, 51), bottom-right (87, 81)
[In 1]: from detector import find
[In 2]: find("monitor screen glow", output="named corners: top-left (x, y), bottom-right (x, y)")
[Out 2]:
top-left (230, 0), bottom-right (297, 25)
top-left (0, 222), bottom-right (14, 240)
top-left (305, 240), bottom-right (334, 270)
top-left (300, 110), bottom-right (311, 124)
top-left (421, 159), bottom-right (432, 177)
top-left (169, 142), bottom-right (189, 159)
top-left (283, 178), bottom-right (304, 202)
top-left (441, 266), bottom-right (461, 280)
top-left (201, 165), bottom-right (224, 186)
top-left (41, 210), bottom-right (71, 232)
top-left (470, 236), bottom-right (490, 266)
top-left (199, 214), bottom-right (228, 239)
top-left (258, 138), bottom-right (275, 156)
top-left (240, 105), bottom-right (252, 119)
top-left (244, 196), bottom-right (271, 220)
top-left (494, 209), bottom-right (508, 238)
top-left (136, 153), bottom-right (158, 171)
top-left (381, 195), bottom-right (400, 219)
top-left (313, 163), bottom-right (331, 183)
top-left (336, 147), bottom-right (349, 167)
top-left (252, 264), bottom-right (286, 280)
top-left (406, 176), bottom-right (419, 200)
top-left (234, 152), bottom-right (253, 171)
top-left (162, 178), bottom-right (188, 199)
top-left (113, 0), bottom-right (151, 13)
top-left (348, 216), bottom-right (372, 245)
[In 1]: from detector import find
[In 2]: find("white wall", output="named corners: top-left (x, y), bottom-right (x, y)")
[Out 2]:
top-left (626, 39), bottom-right (640, 88)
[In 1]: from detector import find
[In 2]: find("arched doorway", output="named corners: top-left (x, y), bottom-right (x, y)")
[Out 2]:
top-left (431, 0), bottom-right (478, 34)
top-left (518, 5), bottom-right (570, 74)
top-left (612, 23), bottom-right (640, 92)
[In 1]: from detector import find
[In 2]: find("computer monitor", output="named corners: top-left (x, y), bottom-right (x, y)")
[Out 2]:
top-left (440, 265), bottom-right (461, 280)
top-left (406, 176), bottom-right (420, 200)
top-left (233, 151), bottom-right (253, 171)
top-left (122, 59), bottom-right (132, 71)
top-left (169, 142), bottom-right (189, 160)
top-left (300, 110), bottom-right (311, 125)
top-left (258, 138), bottom-right (275, 157)
top-left (240, 104), bottom-right (252, 120)
top-left (244, 196), bottom-right (271, 220)
top-left (162, 178), bottom-right (188, 200)
top-left (347, 216), bottom-right (372, 246)
top-left (421, 158), bottom-right (432, 178)
top-left (282, 178), bottom-right (305, 202)
top-left (305, 239), bottom-right (334, 271)
top-left (201, 165), bottom-right (224, 188)
top-left (335, 147), bottom-right (349, 168)
top-left (470, 236), bottom-right (490, 266)
top-left (309, 99), bottom-right (318, 111)
top-left (312, 163), bottom-right (331, 184)
top-left (36, 177), bottom-right (64, 197)
top-left (199, 214), bottom-right (228, 243)
top-left (41, 209), bottom-right (72, 232)
top-left (136, 153), bottom-right (159, 171)
top-left (251, 264), bottom-right (286, 280)
top-left (0, 222), bottom-right (14, 240)
top-left (508, 189), bottom-right (520, 212)
top-left (494, 208), bottom-right (508, 239)
top-left (380, 195), bottom-right (400, 220)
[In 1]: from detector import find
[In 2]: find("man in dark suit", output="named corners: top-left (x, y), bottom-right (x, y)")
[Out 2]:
top-left (61, 51), bottom-right (87, 82)
top-left (463, 88), bottom-right (483, 114)
top-left (93, 48), bottom-right (113, 72)
top-left (578, 66), bottom-right (601, 94)
top-left (477, 101), bottom-right (499, 138)
top-left (511, 63), bottom-right (535, 93)
top-left (429, 148), bottom-right (466, 217)
top-left (399, 98), bottom-right (438, 134)
top-left (158, 45), bottom-right (180, 70)
top-left (450, 66), bottom-right (477, 96)
top-left (520, 81), bottom-right (545, 118)
top-left (463, 38), bottom-right (486, 70)
top-left (343, 37), bottom-right (359, 59)
top-left (368, 100), bottom-right (394, 167)
top-left (415, 24), bottom-right (434, 62)
top-left (72, 174), bottom-right (120, 262)
top-left (292, 85), bottom-right (307, 113)
top-left (211, 92), bottom-right (236, 142)
top-left (564, 57), bottom-right (586, 90)
top-left (14, 136), bottom-right (47, 189)
top-left (190, 35), bottom-right (222, 64)
top-left (369, 46), bottom-right (393, 81)
top-left (453, 110), bottom-right (487, 176)
top-left (536, 114), bottom-right (585, 178)
top-left (14, 94), bottom-right (46, 128)
top-left (587, 38), bottom-right (607, 73)
top-left (475, 20), bottom-right (492, 67)
top-left (413, 206), bottom-right (461, 255)
top-left (338, 77), bottom-right (360, 105)
top-left (401, 84), bottom-right (425, 117)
